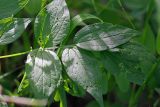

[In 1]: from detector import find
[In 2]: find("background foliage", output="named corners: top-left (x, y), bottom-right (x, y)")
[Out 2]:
top-left (0, 0), bottom-right (160, 107)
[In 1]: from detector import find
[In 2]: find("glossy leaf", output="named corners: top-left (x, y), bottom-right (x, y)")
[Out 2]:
top-left (0, 18), bottom-right (32, 45)
top-left (62, 48), bottom-right (108, 107)
top-left (0, 0), bottom-right (29, 19)
top-left (74, 23), bottom-right (139, 51)
top-left (34, 0), bottom-right (70, 48)
top-left (25, 49), bottom-right (62, 98)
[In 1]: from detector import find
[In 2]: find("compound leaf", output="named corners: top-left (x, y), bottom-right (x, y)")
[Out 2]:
top-left (74, 23), bottom-right (139, 51)
top-left (25, 49), bottom-right (62, 98)
top-left (0, 18), bottom-right (32, 45)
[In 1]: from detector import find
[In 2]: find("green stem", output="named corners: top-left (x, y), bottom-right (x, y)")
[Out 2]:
top-left (41, 0), bottom-right (47, 8)
top-left (92, 0), bottom-right (99, 14)
top-left (0, 50), bottom-right (31, 59)
top-left (144, 0), bottom-right (154, 25)
top-left (56, 19), bottom-right (75, 107)
top-left (57, 29), bottom-right (75, 58)
top-left (129, 84), bottom-right (136, 107)
top-left (141, 0), bottom-right (154, 44)
top-left (118, 0), bottom-right (136, 29)
top-left (18, 72), bottom-right (27, 93)
top-left (129, 63), bottom-right (159, 107)
top-left (22, 31), bottom-right (31, 51)
top-left (59, 86), bottom-right (67, 107)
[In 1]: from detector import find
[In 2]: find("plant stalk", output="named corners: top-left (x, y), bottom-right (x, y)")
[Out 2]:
top-left (0, 51), bottom-right (31, 59)
top-left (56, 18), bottom-right (75, 107)
top-left (41, 0), bottom-right (47, 8)
top-left (118, 0), bottom-right (136, 29)
top-left (0, 95), bottom-right (47, 106)
top-left (59, 86), bottom-right (67, 107)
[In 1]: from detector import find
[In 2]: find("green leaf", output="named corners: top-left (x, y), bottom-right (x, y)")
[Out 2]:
top-left (0, 18), bottom-right (32, 45)
top-left (86, 100), bottom-right (100, 107)
top-left (98, 8), bottom-right (126, 25)
top-left (157, 32), bottom-right (160, 55)
top-left (64, 78), bottom-right (85, 97)
top-left (156, 0), bottom-right (160, 25)
top-left (156, 0), bottom-right (160, 55)
top-left (140, 24), bottom-right (156, 53)
top-left (102, 42), bottom-right (155, 85)
top-left (25, 49), bottom-right (62, 98)
top-left (34, 0), bottom-right (70, 48)
top-left (70, 14), bottom-right (103, 33)
top-left (0, 0), bottom-right (29, 19)
top-left (24, 0), bottom-right (42, 15)
top-left (74, 23), bottom-right (139, 51)
top-left (91, 0), bottom-right (106, 14)
top-left (114, 72), bottom-right (129, 92)
top-left (62, 48), bottom-right (108, 107)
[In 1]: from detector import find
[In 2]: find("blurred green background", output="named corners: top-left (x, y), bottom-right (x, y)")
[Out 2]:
top-left (0, 0), bottom-right (160, 107)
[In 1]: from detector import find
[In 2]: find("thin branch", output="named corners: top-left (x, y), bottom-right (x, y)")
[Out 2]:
top-left (0, 95), bottom-right (48, 106)
top-left (118, 0), bottom-right (136, 29)
top-left (0, 50), bottom-right (31, 59)
top-left (0, 85), bottom-right (47, 106)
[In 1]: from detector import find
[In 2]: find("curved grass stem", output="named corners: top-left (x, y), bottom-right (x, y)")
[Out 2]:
top-left (118, 0), bottom-right (136, 29)
top-left (0, 50), bottom-right (31, 59)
